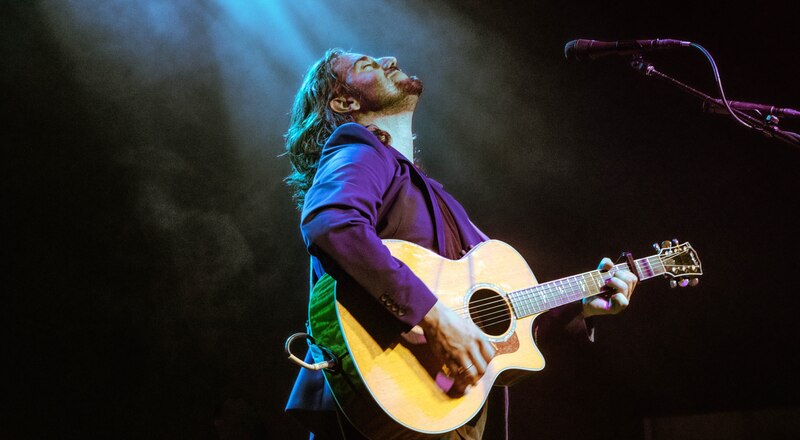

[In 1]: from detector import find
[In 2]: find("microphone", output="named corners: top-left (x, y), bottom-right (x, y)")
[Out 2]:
top-left (564, 39), bottom-right (691, 61)
top-left (702, 99), bottom-right (800, 119)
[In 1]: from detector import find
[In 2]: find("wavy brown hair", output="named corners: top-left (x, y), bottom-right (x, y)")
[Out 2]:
top-left (284, 49), bottom-right (364, 209)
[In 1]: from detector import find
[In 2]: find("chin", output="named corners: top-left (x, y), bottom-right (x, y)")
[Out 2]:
top-left (399, 76), bottom-right (424, 96)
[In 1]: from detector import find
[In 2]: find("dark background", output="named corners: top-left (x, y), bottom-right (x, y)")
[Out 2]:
top-left (5, 1), bottom-right (799, 439)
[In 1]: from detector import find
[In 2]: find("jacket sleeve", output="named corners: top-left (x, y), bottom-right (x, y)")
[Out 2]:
top-left (300, 126), bottom-right (437, 330)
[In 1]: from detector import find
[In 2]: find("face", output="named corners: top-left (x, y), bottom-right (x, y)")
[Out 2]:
top-left (331, 52), bottom-right (424, 113)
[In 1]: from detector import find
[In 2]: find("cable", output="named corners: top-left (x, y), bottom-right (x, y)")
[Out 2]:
top-left (689, 42), bottom-right (753, 129)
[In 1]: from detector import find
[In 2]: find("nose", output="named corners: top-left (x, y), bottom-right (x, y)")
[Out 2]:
top-left (378, 56), bottom-right (397, 70)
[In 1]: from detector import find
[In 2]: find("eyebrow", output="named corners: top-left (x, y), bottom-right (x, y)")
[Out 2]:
top-left (350, 56), bottom-right (371, 71)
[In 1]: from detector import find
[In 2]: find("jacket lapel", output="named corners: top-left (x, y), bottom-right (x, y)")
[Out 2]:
top-left (387, 148), bottom-right (447, 257)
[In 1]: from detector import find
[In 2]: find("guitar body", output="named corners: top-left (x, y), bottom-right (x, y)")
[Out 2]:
top-left (305, 237), bottom-right (703, 439)
top-left (308, 239), bottom-right (546, 439)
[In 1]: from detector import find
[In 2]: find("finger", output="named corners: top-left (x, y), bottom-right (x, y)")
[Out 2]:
top-left (610, 292), bottom-right (629, 312)
top-left (450, 377), bottom-right (471, 396)
top-left (456, 355), bottom-right (472, 378)
top-left (588, 295), bottom-right (614, 313)
top-left (623, 272), bottom-right (638, 298)
top-left (443, 354), bottom-right (462, 379)
top-left (445, 360), bottom-right (460, 378)
top-left (597, 257), bottom-right (614, 271)
top-left (479, 338), bottom-right (495, 364)
top-left (617, 269), bottom-right (638, 286)
top-left (468, 347), bottom-right (487, 378)
top-left (455, 353), bottom-right (479, 385)
top-left (605, 277), bottom-right (628, 296)
top-left (613, 270), bottom-right (638, 298)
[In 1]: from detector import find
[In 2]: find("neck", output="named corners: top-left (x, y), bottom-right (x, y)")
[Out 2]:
top-left (355, 109), bottom-right (415, 161)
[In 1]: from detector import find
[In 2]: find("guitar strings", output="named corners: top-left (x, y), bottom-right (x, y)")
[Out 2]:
top-left (470, 278), bottom-right (635, 329)
top-left (449, 264), bottom-right (625, 315)
top-left (451, 275), bottom-right (595, 319)
top-left (453, 254), bottom-right (685, 331)
top-left (462, 280), bottom-right (587, 329)
top-left (447, 268), bottom-right (606, 314)
top-left (404, 255), bottom-right (674, 330)
top-left (458, 256), bottom-right (674, 330)
top-left (449, 254), bottom-right (666, 316)
top-left (452, 281), bottom-right (588, 329)
top-left (448, 261), bottom-right (650, 330)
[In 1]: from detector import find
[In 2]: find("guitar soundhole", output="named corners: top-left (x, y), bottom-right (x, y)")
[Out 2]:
top-left (468, 289), bottom-right (512, 338)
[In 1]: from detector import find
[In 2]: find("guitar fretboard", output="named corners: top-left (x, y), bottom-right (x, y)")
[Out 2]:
top-left (508, 255), bottom-right (665, 318)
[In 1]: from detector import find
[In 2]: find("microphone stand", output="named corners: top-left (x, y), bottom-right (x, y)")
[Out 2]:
top-left (629, 56), bottom-right (800, 149)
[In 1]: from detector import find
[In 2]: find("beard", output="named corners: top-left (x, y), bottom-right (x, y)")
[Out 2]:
top-left (358, 75), bottom-right (424, 113)
top-left (397, 75), bottom-right (424, 96)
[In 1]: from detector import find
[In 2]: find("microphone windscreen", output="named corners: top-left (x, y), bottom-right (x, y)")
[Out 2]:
top-left (564, 40), bottom-right (577, 59)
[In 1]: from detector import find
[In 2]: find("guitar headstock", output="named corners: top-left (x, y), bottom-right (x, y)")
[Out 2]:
top-left (655, 239), bottom-right (702, 287)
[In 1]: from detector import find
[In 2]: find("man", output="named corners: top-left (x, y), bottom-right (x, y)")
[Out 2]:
top-left (284, 49), bottom-right (637, 440)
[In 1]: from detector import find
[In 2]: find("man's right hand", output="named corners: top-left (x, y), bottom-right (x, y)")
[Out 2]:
top-left (418, 301), bottom-right (495, 395)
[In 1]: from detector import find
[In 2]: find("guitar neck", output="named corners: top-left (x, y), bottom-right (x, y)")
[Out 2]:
top-left (508, 254), bottom-right (665, 318)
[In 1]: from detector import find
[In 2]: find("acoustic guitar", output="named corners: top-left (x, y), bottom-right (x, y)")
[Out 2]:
top-left (307, 239), bottom-right (702, 439)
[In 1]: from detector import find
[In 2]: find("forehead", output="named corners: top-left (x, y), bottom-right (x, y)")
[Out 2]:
top-left (332, 52), bottom-right (369, 74)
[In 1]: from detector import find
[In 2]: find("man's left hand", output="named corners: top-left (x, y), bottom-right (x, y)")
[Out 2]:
top-left (582, 257), bottom-right (638, 317)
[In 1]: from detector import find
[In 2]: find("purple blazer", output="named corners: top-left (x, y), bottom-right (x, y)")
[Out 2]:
top-left (285, 123), bottom-right (587, 435)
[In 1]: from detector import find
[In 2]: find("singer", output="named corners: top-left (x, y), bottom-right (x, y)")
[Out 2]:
top-left (282, 49), bottom-right (638, 440)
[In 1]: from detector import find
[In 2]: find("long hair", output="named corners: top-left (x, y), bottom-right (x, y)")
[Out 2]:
top-left (284, 49), bottom-right (361, 209)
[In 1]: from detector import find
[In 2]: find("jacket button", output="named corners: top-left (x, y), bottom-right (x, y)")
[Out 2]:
top-left (391, 304), bottom-right (398, 312)
top-left (397, 307), bottom-right (406, 317)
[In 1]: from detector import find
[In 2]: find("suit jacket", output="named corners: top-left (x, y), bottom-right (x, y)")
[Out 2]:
top-left (285, 123), bottom-right (588, 435)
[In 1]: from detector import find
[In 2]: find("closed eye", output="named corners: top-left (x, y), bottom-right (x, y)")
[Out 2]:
top-left (356, 57), bottom-right (379, 71)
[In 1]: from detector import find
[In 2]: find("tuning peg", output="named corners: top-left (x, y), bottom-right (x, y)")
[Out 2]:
top-left (672, 238), bottom-right (680, 246)
top-left (661, 240), bottom-right (672, 249)
top-left (652, 243), bottom-right (661, 251)
top-left (669, 279), bottom-right (677, 288)
top-left (690, 278), bottom-right (700, 287)
top-left (678, 279), bottom-right (690, 287)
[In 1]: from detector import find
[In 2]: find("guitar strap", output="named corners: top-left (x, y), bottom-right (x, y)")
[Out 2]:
top-left (303, 257), bottom-right (332, 368)
top-left (306, 257), bottom-right (314, 335)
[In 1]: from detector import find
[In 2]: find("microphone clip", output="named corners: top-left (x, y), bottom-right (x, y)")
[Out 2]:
top-left (630, 56), bottom-right (656, 76)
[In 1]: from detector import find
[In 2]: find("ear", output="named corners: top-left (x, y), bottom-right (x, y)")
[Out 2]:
top-left (329, 96), bottom-right (360, 114)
